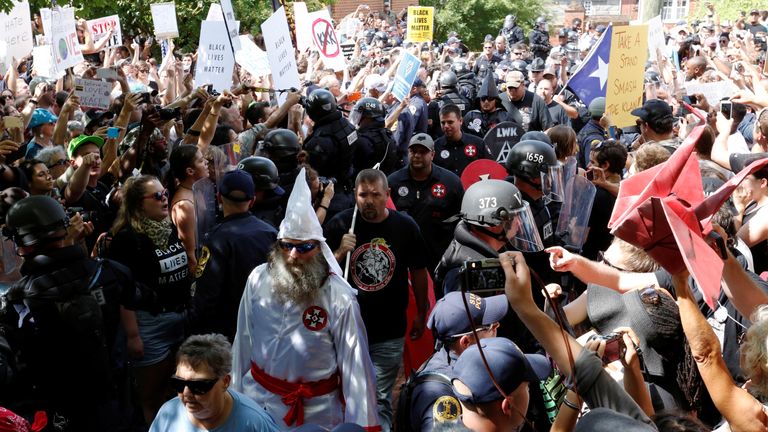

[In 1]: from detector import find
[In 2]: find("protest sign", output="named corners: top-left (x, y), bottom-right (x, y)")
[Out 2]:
top-left (74, 78), bottom-right (113, 110)
top-left (406, 6), bottom-right (434, 43)
top-left (646, 16), bottom-right (665, 64)
top-left (50, 7), bottom-right (83, 75)
top-left (151, 2), bottom-right (179, 39)
top-left (0, 1), bottom-right (33, 66)
top-left (87, 15), bottom-right (122, 51)
top-left (262, 7), bottom-right (301, 105)
top-left (293, 2), bottom-right (313, 53)
top-left (342, 18), bottom-right (361, 39)
top-left (219, 0), bottom-right (241, 51)
top-left (206, 4), bottom-right (240, 52)
top-left (96, 67), bottom-right (118, 80)
top-left (32, 45), bottom-right (57, 78)
top-left (0, 42), bottom-right (6, 76)
top-left (605, 25), bottom-right (647, 128)
top-left (309, 9), bottom-right (345, 71)
top-left (235, 35), bottom-right (271, 77)
top-left (194, 20), bottom-right (235, 92)
top-left (684, 81), bottom-right (739, 106)
top-left (391, 51), bottom-right (422, 101)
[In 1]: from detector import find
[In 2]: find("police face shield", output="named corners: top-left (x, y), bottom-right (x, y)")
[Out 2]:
top-left (349, 109), bottom-right (363, 127)
top-left (499, 203), bottom-right (544, 252)
top-left (540, 163), bottom-right (565, 203)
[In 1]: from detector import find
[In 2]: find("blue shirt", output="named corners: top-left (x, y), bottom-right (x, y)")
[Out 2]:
top-left (149, 389), bottom-right (279, 432)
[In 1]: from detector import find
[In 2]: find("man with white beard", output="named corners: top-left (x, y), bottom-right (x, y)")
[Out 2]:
top-left (231, 168), bottom-right (381, 431)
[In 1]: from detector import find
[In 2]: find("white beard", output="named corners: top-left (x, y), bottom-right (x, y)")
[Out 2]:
top-left (268, 245), bottom-right (328, 305)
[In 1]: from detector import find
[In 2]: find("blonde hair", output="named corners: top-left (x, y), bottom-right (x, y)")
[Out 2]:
top-left (741, 305), bottom-right (768, 401)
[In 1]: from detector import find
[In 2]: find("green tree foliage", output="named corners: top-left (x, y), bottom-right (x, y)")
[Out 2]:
top-left (420, 0), bottom-right (543, 50)
top-left (1, 0), bottom-right (330, 53)
top-left (691, 1), bottom-right (764, 22)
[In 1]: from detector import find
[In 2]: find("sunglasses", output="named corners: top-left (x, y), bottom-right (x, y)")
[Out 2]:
top-left (144, 189), bottom-right (169, 201)
top-left (480, 96), bottom-right (496, 102)
top-left (639, 285), bottom-right (661, 305)
top-left (47, 159), bottom-right (68, 168)
top-left (597, 251), bottom-right (627, 272)
top-left (278, 241), bottom-right (320, 254)
top-left (169, 376), bottom-right (218, 395)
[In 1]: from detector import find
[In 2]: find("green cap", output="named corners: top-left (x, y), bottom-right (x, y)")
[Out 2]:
top-left (67, 135), bottom-right (105, 159)
top-left (588, 97), bottom-right (606, 118)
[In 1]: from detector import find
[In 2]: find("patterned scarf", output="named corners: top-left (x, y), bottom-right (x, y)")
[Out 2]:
top-left (135, 217), bottom-right (172, 251)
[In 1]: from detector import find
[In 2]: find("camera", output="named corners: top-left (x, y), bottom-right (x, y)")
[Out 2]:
top-left (133, 35), bottom-right (147, 46)
top-left (206, 85), bottom-right (232, 108)
top-left (138, 92), bottom-right (152, 105)
top-left (65, 206), bottom-right (95, 223)
top-left (595, 332), bottom-right (625, 364)
top-left (157, 106), bottom-right (182, 121)
top-left (318, 176), bottom-right (336, 188)
top-left (460, 259), bottom-right (507, 296)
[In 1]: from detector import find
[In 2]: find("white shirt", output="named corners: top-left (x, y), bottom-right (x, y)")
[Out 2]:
top-left (232, 264), bottom-right (380, 431)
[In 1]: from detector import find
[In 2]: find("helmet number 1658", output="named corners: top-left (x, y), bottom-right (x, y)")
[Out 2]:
top-left (526, 152), bottom-right (543, 163)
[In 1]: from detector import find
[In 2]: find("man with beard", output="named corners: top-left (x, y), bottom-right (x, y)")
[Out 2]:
top-left (325, 169), bottom-right (430, 432)
top-left (231, 169), bottom-right (380, 430)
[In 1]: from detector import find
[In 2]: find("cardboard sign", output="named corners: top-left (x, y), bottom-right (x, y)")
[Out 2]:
top-left (646, 16), bottom-right (665, 64)
top-left (391, 51), bottom-right (421, 101)
top-left (0, 1), bottom-right (33, 65)
top-left (50, 7), bottom-right (84, 74)
top-left (684, 81), bottom-right (739, 106)
top-left (194, 20), bottom-right (235, 92)
top-left (293, 2), bottom-right (313, 53)
top-left (261, 6), bottom-right (300, 105)
top-left (87, 15), bottom-right (123, 51)
top-left (96, 67), bottom-right (118, 80)
top-left (235, 35), bottom-right (271, 77)
top-left (151, 2), bottom-right (179, 39)
top-left (74, 77), bottom-right (113, 110)
top-left (309, 9), bottom-right (345, 71)
top-left (406, 6), bottom-right (434, 43)
top-left (605, 25), bottom-right (648, 128)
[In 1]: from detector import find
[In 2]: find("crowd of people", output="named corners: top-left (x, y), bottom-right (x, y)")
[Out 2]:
top-left (1, 2), bottom-right (768, 432)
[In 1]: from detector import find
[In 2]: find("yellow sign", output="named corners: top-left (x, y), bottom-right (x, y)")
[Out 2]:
top-left (406, 6), bottom-right (434, 43)
top-left (605, 25), bottom-right (648, 128)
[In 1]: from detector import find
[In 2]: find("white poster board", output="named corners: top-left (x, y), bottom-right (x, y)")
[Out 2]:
top-left (151, 2), bottom-right (179, 39)
top-left (219, 0), bottom-right (241, 51)
top-left (0, 1), bottom-right (33, 65)
top-left (87, 15), bottom-right (123, 51)
top-left (32, 45), bottom-right (57, 78)
top-left (194, 20), bottom-right (235, 92)
top-left (647, 16), bottom-right (666, 63)
top-left (74, 77), bottom-right (113, 110)
top-left (293, 2), bottom-right (313, 53)
top-left (684, 81), bottom-right (739, 106)
top-left (307, 9), bottom-right (346, 71)
top-left (261, 7), bottom-right (300, 105)
top-left (235, 35), bottom-right (271, 77)
top-left (50, 7), bottom-right (83, 74)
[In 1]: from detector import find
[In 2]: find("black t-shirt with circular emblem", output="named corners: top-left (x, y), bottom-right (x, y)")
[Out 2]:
top-left (325, 209), bottom-right (428, 344)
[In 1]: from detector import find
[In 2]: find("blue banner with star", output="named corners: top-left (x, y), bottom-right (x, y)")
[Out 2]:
top-left (566, 24), bottom-right (612, 107)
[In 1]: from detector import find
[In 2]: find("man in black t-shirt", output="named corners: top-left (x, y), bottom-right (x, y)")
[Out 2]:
top-left (435, 104), bottom-right (491, 177)
top-left (499, 71), bottom-right (552, 133)
top-left (325, 169), bottom-right (429, 432)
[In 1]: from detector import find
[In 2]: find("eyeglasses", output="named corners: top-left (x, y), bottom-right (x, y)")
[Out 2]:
top-left (512, 51), bottom-right (524, 55)
top-left (639, 285), bottom-right (660, 305)
top-left (47, 159), bottom-right (68, 168)
top-left (144, 189), bottom-right (169, 201)
top-left (597, 251), bottom-right (627, 272)
top-left (169, 376), bottom-right (219, 395)
top-left (278, 241), bottom-right (320, 254)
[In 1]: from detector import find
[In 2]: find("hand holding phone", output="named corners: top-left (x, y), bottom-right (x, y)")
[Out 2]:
top-left (720, 101), bottom-right (733, 120)
top-left (3, 116), bottom-right (22, 130)
top-left (107, 127), bottom-right (120, 139)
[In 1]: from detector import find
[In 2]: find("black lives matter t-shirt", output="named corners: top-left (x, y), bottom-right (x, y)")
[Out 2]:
top-left (325, 209), bottom-right (428, 344)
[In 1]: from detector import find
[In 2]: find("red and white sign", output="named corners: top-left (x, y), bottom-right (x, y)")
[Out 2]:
top-left (87, 15), bottom-right (122, 51)
top-left (306, 9), bottom-right (345, 71)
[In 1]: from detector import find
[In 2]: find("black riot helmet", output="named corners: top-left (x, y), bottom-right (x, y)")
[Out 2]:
top-left (644, 70), bottom-right (661, 85)
top-left (510, 60), bottom-right (528, 74)
top-left (506, 139), bottom-right (564, 201)
top-left (305, 89), bottom-right (337, 121)
top-left (520, 131), bottom-right (552, 146)
top-left (259, 129), bottom-right (300, 161)
top-left (349, 97), bottom-right (386, 126)
top-left (459, 179), bottom-right (544, 252)
top-left (5, 195), bottom-right (69, 248)
top-left (451, 61), bottom-right (471, 77)
top-left (440, 71), bottom-right (459, 89)
top-left (237, 156), bottom-right (281, 191)
top-left (558, 28), bottom-right (569, 38)
top-left (504, 14), bottom-right (517, 29)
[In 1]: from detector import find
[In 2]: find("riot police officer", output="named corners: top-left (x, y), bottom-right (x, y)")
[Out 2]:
top-left (238, 156), bottom-right (286, 229)
top-left (0, 196), bottom-right (140, 431)
top-left (528, 17), bottom-right (552, 61)
top-left (452, 61), bottom-right (477, 101)
top-left (500, 14), bottom-right (525, 45)
top-left (257, 128), bottom-right (302, 192)
top-left (350, 97), bottom-right (399, 175)
top-left (462, 73), bottom-right (512, 139)
top-left (303, 89), bottom-right (358, 216)
top-left (427, 71), bottom-right (472, 138)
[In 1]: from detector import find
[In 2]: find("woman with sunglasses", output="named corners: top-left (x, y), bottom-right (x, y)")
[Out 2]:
top-left (150, 334), bottom-right (278, 432)
top-left (107, 175), bottom-right (191, 425)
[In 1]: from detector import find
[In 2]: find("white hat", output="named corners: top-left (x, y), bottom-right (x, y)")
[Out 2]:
top-left (278, 168), bottom-right (348, 283)
top-left (364, 74), bottom-right (388, 93)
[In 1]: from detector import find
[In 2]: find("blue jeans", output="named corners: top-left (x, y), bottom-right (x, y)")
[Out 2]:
top-left (369, 337), bottom-right (405, 432)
